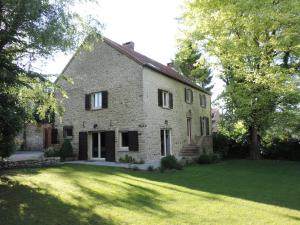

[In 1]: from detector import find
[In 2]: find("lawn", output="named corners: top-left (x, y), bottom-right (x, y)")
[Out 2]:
top-left (1, 160), bottom-right (300, 225)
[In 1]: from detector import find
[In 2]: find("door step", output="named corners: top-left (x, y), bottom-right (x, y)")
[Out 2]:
top-left (180, 144), bottom-right (200, 157)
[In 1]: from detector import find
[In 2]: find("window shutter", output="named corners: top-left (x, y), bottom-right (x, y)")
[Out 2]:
top-left (203, 95), bottom-right (207, 108)
top-left (128, 131), bottom-right (139, 151)
top-left (205, 117), bottom-right (210, 135)
top-left (200, 117), bottom-right (203, 136)
top-left (51, 128), bottom-right (58, 144)
top-left (158, 89), bottom-right (163, 107)
top-left (85, 94), bottom-right (91, 110)
top-left (191, 90), bottom-right (193, 103)
top-left (169, 93), bottom-right (173, 109)
top-left (200, 94), bottom-right (203, 106)
top-left (184, 88), bottom-right (187, 103)
top-left (102, 91), bottom-right (108, 108)
top-left (78, 132), bottom-right (88, 160)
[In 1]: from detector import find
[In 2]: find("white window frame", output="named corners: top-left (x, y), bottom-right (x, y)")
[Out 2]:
top-left (91, 92), bottom-right (102, 109)
top-left (161, 129), bottom-right (172, 157)
top-left (162, 91), bottom-right (170, 108)
top-left (119, 131), bottom-right (129, 151)
top-left (91, 132), bottom-right (104, 160)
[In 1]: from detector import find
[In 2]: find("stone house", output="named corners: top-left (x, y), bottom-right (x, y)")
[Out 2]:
top-left (54, 37), bottom-right (213, 163)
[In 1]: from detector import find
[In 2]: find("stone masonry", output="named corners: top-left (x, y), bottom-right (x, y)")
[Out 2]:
top-left (55, 38), bottom-right (213, 163)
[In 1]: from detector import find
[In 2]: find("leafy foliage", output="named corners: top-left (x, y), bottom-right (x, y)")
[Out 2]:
top-left (0, 0), bottom-right (101, 157)
top-left (160, 155), bottom-right (183, 171)
top-left (181, 0), bottom-right (300, 158)
top-left (60, 139), bottom-right (73, 161)
top-left (119, 155), bottom-right (144, 164)
top-left (175, 39), bottom-right (213, 91)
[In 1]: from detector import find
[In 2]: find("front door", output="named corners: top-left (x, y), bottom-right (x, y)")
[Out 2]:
top-left (187, 118), bottom-right (192, 144)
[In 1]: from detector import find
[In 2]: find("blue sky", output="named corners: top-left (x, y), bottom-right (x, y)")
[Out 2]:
top-left (36, 0), bottom-right (223, 102)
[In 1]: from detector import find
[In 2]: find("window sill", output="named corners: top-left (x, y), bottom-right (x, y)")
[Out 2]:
top-left (118, 147), bottom-right (129, 152)
top-left (160, 106), bottom-right (172, 110)
top-left (64, 136), bottom-right (73, 140)
top-left (91, 107), bottom-right (104, 111)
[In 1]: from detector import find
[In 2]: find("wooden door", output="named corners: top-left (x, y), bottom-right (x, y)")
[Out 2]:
top-left (105, 131), bottom-right (115, 162)
top-left (78, 132), bottom-right (88, 160)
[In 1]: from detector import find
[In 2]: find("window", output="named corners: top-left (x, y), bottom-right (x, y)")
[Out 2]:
top-left (158, 89), bottom-right (173, 109)
top-left (120, 131), bottom-right (139, 151)
top-left (205, 117), bottom-right (210, 135)
top-left (85, 91), bottom-right (108, 110)
top-left (63, 126), bottom-right (73, 138)
top-left (121, 132), bottom-right (129, 148)
top-left (161, 129), bottom-right (171, 156)
top-left (51, 128), bottom-right (58, 144)
top-left (92, 92), bottom-right (102, 109)
top-left (200, 117), bottom-right (210, 136)
top-left (200, 94), bottom-right (207, 108)
top-left (200, 117), bottom-right (204, 136)
top-left (185, 88), bottom-right (193, 104)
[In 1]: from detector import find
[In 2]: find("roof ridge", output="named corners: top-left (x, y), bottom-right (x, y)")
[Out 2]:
top-left (103, 37), bottom-right (211, 95)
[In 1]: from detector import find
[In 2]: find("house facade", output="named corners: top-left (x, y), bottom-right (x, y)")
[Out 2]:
top-left (54, 38), bottom-right (213, 163)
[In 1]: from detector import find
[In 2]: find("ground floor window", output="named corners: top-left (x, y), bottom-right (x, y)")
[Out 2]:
top-left (161, 129), bottom-right (171, 156)
top-left (120, 132), bottom-right (129, 149)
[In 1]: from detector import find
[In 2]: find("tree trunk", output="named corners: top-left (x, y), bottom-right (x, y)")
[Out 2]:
top-left (249, 126), bottom-right (259, 160)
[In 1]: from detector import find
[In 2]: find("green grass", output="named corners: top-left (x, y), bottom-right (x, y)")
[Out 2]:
top-left (1, 160), bottom-right (300, 225)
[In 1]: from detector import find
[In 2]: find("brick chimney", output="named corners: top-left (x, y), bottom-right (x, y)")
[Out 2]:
top-left (167, 62), bottom-right (174, 68)
top-left (122, 41), bottom-right (135, 50)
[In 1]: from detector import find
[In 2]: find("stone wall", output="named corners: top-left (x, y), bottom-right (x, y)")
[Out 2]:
top-left (55, 40), bottom-right (213, 163)
top-left (0, 157), bottom-right (60, 170)
top-left (55, 41), bottom-right (147, 161)
top-left (142, 67), bottom-right (212, 161)
top-left (16, 124), bottom-right (51, 151)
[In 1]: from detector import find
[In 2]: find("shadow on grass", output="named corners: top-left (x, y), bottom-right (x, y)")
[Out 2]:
top-left (0, 164), bottom-right (173, 225)
top-left (127, 160), bottom-right (300, 211)
top-left (0, 178), bottom-right (116, 225)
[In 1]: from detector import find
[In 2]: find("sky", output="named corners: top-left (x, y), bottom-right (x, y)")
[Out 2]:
top-left (37, 0), bottom-right (223, 102)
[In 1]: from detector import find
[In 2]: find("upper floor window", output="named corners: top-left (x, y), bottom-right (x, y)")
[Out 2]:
top-left (85, 91), bottom-right (108, 110)
top-left (200, 94), bottom-right (207, 108)
top-left (92, 92), bottom-right (102, 109)
top-left (185, 88), bottom-right (193, 104)
top-left (158, 89), bottom-right (173, 109)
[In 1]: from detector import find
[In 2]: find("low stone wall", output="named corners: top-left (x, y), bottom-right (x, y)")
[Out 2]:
top-left (0, 157), bottom-right (60, 170)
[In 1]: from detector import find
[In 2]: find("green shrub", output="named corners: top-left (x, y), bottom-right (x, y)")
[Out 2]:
top-left (119, 155), bottom-right (144, 164)
top-left (60, 139), bottom-right (73, 161)
top-left (160, 155), bottom-right (183, 171)
top-left (147, 166), bottom-right (154, 171)
top-left (262, 138), bottom-right (300, 161)
top-left (198, 153), bottom-right (220, 164)
top-left (44, 146), bottom-right (60, 157)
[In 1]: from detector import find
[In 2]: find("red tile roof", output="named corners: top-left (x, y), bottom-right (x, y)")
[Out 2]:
top-left (103, 37), bottom-right (211, 95)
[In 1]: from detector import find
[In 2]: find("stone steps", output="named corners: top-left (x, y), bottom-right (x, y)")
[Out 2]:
top-left (180, 145), bottom-right (200, 157)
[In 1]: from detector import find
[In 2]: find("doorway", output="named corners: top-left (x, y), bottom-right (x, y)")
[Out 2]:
top-left (161, 129), bottom-right (171, 156)
top-left (92, 132), bottom-right (102, 159)
top-left (187, 118), bottom-right (192, 144)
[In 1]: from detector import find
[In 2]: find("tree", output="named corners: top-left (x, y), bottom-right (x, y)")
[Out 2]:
top-left (180, 0), bottom-right (300, 159)
top-left (175, 39), bottom-right (213, 91)
top-left (0, 0), bottom-right (101, 158)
